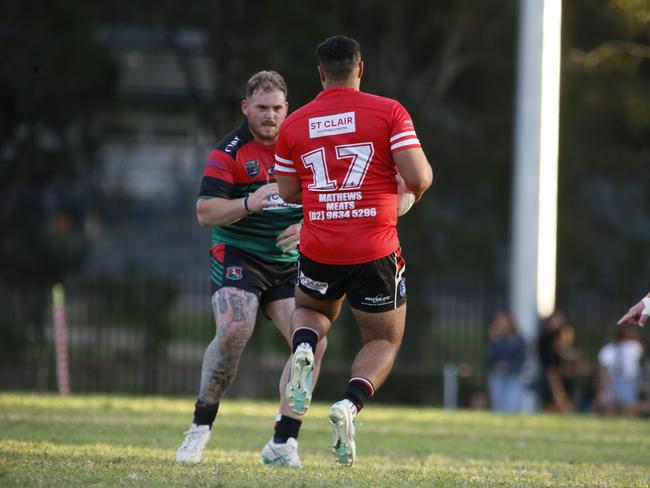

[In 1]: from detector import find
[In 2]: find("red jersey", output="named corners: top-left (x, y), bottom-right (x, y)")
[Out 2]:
top-left (274, 87), bottom-right (421, 264)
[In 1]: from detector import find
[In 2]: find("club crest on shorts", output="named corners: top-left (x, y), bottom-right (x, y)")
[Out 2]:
top-left (226, 266), bottom-right (243, 280)
top-left (245, 159), bottom-right (260, 177)
top-left (399, 278), bottom-right (406, 297)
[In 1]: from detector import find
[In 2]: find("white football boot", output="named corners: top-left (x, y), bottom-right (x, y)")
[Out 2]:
top-left (286, 343), bottom-right (314, 414)
top-left (328, 399), bottom-right (357, 467)
top-left (260, 437), bottom-right (302, 467)
top-left (176, 423), bottom-right (211, 463)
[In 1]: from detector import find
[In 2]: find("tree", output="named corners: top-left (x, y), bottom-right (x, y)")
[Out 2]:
top-left (0, 0), bottom-right (118, 354)
top-left (558, 0), bottom-right (650, 299)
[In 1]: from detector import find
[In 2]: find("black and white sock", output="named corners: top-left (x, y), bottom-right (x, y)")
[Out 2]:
top-left (291, 327), bottom-right (319, 353)
top-left (193, 400), bottom-right (219, 428)
top-left (273, 414), bottom-right (302, 443)
top-left (342, 377), bottom-right (375, 412)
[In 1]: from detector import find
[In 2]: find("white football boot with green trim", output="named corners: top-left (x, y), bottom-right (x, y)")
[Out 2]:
top-left (286, 343), bottom-right (314, 415)
top-left (328, 399), bottom-right (357, 467)
top-left (260, 437), bottom-right (302, 467)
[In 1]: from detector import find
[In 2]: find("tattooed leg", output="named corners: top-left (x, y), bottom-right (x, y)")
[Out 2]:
top-left (198, 287), bottom-right (259, 405)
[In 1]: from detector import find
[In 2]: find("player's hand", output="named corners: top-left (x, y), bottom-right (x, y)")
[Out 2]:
top-left (246, 183), bottom-right (279, 212)
top-left (276, 223), bottom-right (301, 253)
top-left (617, 299), bottom-right (649, 327)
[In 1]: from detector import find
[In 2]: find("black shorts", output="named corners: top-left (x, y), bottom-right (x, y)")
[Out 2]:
top-left (297, 250), bottom-right (406, 313)
top-left (210, 244), bottom-right (296, 307)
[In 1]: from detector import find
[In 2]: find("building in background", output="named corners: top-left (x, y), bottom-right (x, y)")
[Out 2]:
top-left (88, 25), bottom-right (217, 279)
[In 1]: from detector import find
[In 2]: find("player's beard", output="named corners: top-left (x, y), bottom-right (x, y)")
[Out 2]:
top-left (250, 120), bottom-right (278, 143)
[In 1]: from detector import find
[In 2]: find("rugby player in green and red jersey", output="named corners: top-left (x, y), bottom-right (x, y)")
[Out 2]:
top-left (176, 71), bottom-right (327, 467)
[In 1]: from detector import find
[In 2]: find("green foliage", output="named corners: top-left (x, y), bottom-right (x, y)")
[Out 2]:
top-left (1, 0), bottom-right (647, 378)
top-left (0, 284), bottom-right (50, 359)
top-left (558, 1), bottom-right (650, 296)
top-left (82, 265), bottom-right (179, 351)
top-left (1, 393), bottom-right (650, 487)
top-left (0, 0), bottom-right (118, 286)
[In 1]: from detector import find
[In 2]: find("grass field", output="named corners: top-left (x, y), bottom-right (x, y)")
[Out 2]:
top-left (1, 393), bottom-right (649, 487)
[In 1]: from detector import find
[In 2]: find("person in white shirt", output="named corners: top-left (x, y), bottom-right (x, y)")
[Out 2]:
top-left (596, 326), bottom-right (643, 416)
top-left (617, 292), bottom-right (650, 327)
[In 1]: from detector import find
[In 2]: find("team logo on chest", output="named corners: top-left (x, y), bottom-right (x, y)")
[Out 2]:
top-left (226, 266), bottom-right (243, 280)
top-left (245, 159), bottom-right (260, 177)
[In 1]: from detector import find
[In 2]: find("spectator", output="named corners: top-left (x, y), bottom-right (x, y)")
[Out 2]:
top-left (486, 312), bottom-right (527, 412)
top-left (537, 310), bottom-right (566, 364)
top-left (538, 315), bottom-right (575, 413)
top-left (597, 326), bottom-right (644, 416)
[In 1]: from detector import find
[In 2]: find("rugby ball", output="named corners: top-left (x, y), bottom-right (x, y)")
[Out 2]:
top-left (396, 173), bottom-right (416, 217)
top-left (262, 194), bottom-right (302, 211)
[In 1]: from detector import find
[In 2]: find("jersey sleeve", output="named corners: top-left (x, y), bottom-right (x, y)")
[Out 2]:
top-left (198, 149), bottom-right (236, 199)
top-left (274, 128), bottom-right (298, 177)
top-left (389, 102), bottom-right (421, 154)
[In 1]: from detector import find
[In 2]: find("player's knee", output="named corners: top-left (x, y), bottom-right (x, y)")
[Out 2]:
top-left (292, 310), bottom-right (327, 335)
top-left (293, 302), bottom-right (338, 324)
top-left (388, 334), bottom-right (404, 350)
top-left (364, 329), bottom-right (403, 347)
top-left (388, 326), bottom-right (405, 344)
top-left (218, 322), bottom-right (255, 350)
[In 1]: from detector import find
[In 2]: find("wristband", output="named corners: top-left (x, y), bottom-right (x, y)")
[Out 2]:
top-left (642, 297), bottom-right (650, 315)
top-left (243, 196), bottom-right (253, 215)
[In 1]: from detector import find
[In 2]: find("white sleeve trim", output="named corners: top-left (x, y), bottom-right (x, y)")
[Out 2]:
top-left (274, 154), bottom-right (294, 165)
top-left (390, 131), bottom-right (417, 143)
top-left (274, 162), bottom-right (297, 173)
top-left (390, 138), bottom-right (421, 151)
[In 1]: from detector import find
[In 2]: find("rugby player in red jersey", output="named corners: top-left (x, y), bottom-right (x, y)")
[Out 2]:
top-left (274, 36), bottom-right (433, 466)
top-left (176, 71), bottom-right (326, 468)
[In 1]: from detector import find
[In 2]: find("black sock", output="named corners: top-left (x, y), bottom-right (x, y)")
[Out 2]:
top-left (273, 415), bottom-right (302, 443)
top-left (292, 327), bottom-right (318, 353)
top-left (193, 400), bottom-right (219, 428)
top-left (342, 377), bottom-right (375, 412)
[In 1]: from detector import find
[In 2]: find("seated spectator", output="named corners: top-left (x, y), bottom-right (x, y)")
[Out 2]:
top-left (487, 312), bottom-right (527, 413)
top-left (597, 326), bottom-right (643, 416)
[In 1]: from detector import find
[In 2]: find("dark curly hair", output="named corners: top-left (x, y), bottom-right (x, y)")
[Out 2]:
top-left (316, 35), bottom-right (361, 81)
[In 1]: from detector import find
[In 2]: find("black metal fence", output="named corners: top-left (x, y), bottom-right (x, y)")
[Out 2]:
top-left (0, 276), bottom-right (642, 408)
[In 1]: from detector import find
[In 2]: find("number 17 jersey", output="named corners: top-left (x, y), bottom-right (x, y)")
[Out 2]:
top-left (274, 87), bottom-right (421, 265)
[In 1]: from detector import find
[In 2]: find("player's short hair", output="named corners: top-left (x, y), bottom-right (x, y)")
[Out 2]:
top-left (316, 35), bottom-right (362, 81)
top-left (245, 70), bottom-right (287, 99)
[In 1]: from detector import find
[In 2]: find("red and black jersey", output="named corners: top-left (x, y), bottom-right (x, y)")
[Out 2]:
top-left (199, 121), bottom-right (303, 263)
top-left (274, 88), bottom-right (421, 265)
